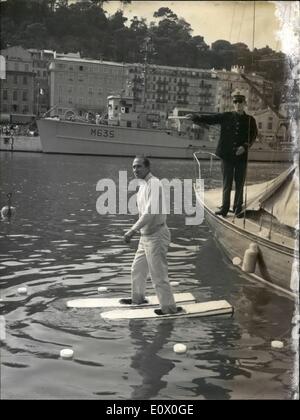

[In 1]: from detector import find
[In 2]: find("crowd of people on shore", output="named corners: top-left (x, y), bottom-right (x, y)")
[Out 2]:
top-left (0, 123), bottom-right (38, 137)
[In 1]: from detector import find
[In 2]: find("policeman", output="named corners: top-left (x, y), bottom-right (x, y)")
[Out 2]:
top-left (186, 90), bottom-right (258, 218)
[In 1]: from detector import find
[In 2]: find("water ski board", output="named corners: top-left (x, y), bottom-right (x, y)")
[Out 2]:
top-left (67, 292), bottom-right (195, 309)
top-left (100, 300), bottom-right (233, 320)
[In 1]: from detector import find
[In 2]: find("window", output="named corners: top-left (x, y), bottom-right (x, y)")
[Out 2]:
top-left (79, 65), bottom-right (84, 71)
top-left (23, 76), bottom-right (28, 85)
top-left (37, 70), bottom-right (41, 77)
top-left (3, 90), bottom-right (8, 100)
top-left (2, 104), bottom-right (8, 112)
top-left (13, 91), bottom-right (18, 101)
top-left (43, 71), bottom-right (47, 78)
top-left (22, 90), bottom-right (28, 101)
top-left (268, 122), bottom-right (273, 130)
top-left (12, 104), bottom-right (18, 112)
top-left (23, 105), bottom-right (29, 113)
top-left (258, 122), bottom-right (262, 129)
top-left (25, 64), bottom-right (29, 71)
top-left (14, 63), bottom-right (19, 71)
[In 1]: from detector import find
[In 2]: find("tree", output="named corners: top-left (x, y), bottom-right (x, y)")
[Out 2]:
top-left (211, 39), bottom-right (232, 52)
top-left (153, 7), bottom-right (178, 21)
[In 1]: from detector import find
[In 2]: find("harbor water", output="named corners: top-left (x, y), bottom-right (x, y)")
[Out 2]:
top-left (0, 152), bottom-right (297, 400)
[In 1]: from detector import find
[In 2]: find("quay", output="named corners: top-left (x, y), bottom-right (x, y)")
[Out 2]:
top-left (0, 135), bottom-right (42, 153)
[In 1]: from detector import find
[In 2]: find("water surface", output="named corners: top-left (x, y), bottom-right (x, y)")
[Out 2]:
top-left (0, 152), bottom-right (297, 399)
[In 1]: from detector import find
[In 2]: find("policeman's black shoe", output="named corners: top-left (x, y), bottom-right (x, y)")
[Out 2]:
top-left (154, 307), bottom-right (183, 316)
top-left (215, 210), bottom-right (227, 217)
top-left (235, 210), bottom-right (245, 218)
top-left (235, 213), bottom-right (245, 219)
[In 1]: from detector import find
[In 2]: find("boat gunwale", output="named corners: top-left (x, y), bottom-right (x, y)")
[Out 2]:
top-left (194, 185), bottom-right (296, 254)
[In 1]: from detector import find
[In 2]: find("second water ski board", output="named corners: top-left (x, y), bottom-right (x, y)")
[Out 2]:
top-left (100, 300), bottom-right (234, 320)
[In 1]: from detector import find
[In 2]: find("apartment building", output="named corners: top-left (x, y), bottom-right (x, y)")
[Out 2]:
top-left (1, 45), bottom-right (274, 123)
top-left (0, 46), bottom-right (35, 121)
top-left (126, 63), bottom-right (218, 115)
top-left (48, 57), bottom-right (127, 117)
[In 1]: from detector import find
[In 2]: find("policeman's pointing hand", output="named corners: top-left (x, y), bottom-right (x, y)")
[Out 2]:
top-left (184, 114), bottom-right (194, 120)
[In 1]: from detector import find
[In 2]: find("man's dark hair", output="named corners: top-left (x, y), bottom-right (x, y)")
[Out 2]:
top-left (135, 155), bottom-right (150, 168)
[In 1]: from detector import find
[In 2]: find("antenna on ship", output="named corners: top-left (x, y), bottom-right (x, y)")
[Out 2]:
top-left (140, 35), bottom-right (155, 109)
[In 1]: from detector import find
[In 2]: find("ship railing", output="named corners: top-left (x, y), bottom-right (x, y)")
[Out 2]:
top-left (193, 150), bottom-right (218, 180)
top-left (41, 104), bottom-right (58, 118)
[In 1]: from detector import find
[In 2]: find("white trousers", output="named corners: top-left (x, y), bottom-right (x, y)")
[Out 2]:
top-left (131, 225), bottom-right (177, 314)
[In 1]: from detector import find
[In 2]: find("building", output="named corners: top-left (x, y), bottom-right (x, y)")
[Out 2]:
top-left (0, 46), bottom-right (35, 122)
top-left (125, 63), bottom-right (218, 115)
top-left (48, 57), bottom-right (127, 117)
top-left (215, 65), bottom-right (274, 112)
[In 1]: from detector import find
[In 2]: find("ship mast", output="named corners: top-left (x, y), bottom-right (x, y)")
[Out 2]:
top-left (140, 35), bottom-right (154, 110)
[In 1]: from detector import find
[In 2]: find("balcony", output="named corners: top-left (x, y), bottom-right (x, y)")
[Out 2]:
top-left (156, 79), bottom-right (168, 85)
top-left (178, 81), bottom-right (189, 87)
top-left (156, 88), bottom-right (168, 94)
top-left (177, 100), bottom-right (189, 106)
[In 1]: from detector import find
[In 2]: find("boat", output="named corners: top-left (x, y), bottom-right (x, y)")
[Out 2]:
top-left (194, 153), bottom-right (299, 298)
top-left (37, 95), bottom-right (294, 161)
top-left (37, 97), bottom-right (209, 159)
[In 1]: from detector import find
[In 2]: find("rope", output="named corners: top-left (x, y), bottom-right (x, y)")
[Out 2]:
top-left (234, 1), bottom-right (255, 225)
top-left (229, 2), bottom-right (237, 43)
top-left (236, 2), bottom-right (246, 43)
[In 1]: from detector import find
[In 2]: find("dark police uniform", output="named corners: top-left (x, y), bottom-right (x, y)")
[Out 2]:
top-left (191, 111), bottom-right (258, 215)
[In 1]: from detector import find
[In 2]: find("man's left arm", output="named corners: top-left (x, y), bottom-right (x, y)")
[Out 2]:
top-left (243, 116), bottom-right (258, 150)
top-left (124, 180), bottom-right (160, 243)
top-left (237, 117), bottom-right (258, 156)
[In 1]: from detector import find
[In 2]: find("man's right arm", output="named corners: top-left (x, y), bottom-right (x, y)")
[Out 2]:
top-left (186, 113), bottom-right (224, 126)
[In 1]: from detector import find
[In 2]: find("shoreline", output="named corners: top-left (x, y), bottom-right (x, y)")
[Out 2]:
top-left (0, 135), bottom-right (42, 153)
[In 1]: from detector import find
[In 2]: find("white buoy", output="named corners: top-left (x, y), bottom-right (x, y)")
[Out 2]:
top-left (271, 340), bottom-right (284, 349)
top-left (60, 349), bottom-right (74, 359)
top-left (170, 281), bottom-right (180, 287)
top-left (173, 343), bottom-right (187, 354)
top-left (242, 243), bottom-right (258, 273)
top-left (97, 286), bottom-right (108, 293)
top-left (1, 205), bottom-right (16, 220)
top-left (17, 287), bottom-right (28, 295)
top-left (232, 257), bottom-right (242, 266)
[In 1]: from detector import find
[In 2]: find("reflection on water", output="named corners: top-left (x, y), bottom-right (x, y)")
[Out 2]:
top-left (129, 320), bottom-right (175, 400)
top-left (0, 152), bottom-right (296, 399)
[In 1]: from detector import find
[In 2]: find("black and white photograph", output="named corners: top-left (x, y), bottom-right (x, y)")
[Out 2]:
top-left (0, 0), bottom-right (299, 401)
